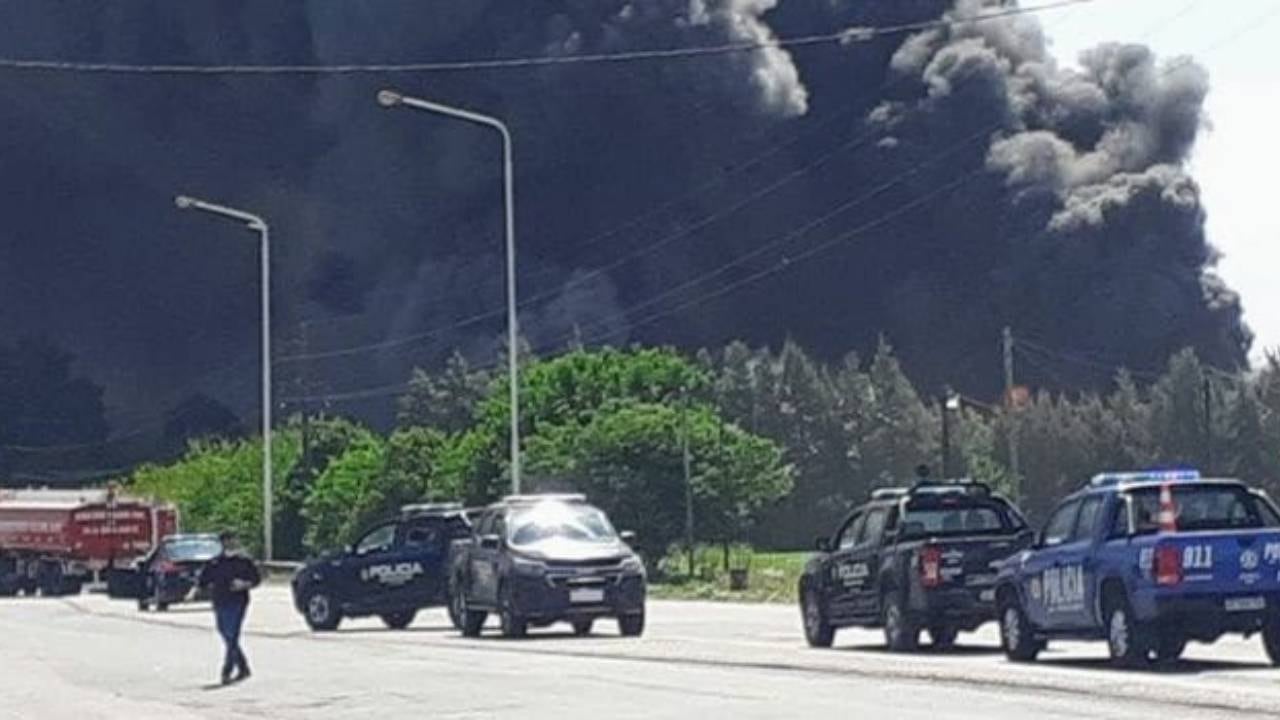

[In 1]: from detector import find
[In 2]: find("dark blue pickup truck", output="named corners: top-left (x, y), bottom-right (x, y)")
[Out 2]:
top-left (291, 503), bottom-right (473, 631)
top-left (995, 470), bottom-right (1280, 666)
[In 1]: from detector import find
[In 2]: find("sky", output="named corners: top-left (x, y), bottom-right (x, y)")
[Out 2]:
top-left (1033, 0), bottom-right (1280, 361)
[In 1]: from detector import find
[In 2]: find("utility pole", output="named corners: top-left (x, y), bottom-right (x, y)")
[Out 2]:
top-left (682, 389), bottom-right (695, 578)
top-left (1002, 327), bottom-right (1021, 499)
top-left (940, 388), bottom-right (952, 479)
top-left (1203, 375), bottom-right (1213, 473)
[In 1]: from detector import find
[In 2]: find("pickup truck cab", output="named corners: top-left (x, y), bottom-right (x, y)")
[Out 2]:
top-left (291, 503), bottom-right (472, 631)
top-left (799, 479), bottom-right (1032, 651)
top-left (451, 494), bottom-right (646, 638)
top-left (995, 470), bottom-right (1280, 666)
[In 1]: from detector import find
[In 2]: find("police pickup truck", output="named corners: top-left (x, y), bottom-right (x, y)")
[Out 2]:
top-left (291, 503), bottom-right (472, 631)
top-left (800, 479), bottom-right (1032, 651)
top-left (995, 470), bottom-right (1280, 666)
top-left (450, 494), bottom-right (647, 638)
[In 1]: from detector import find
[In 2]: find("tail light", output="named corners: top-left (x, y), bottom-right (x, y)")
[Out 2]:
top-left (1158, 483), bottom-right (1178, 533)
top-left (1155, 544), bottom-right (1182, 586)
top-left (920, 545), bottom-right (942, 588)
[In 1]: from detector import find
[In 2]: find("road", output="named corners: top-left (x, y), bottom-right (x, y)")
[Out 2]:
top-left (3, 587), bottom-right (1280, 719)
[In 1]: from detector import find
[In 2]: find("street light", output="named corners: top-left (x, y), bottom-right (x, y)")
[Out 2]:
top-left (174, 195), bottom-right (274, 561)
top-left (376, 88), bottom-right (522, 494)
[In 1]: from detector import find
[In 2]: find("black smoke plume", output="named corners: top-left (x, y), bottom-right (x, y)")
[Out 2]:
top-left (0, 0), bottom-right (1249, 445)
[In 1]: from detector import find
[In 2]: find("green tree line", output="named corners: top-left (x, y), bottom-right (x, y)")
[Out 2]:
top-left (124, 342), bottom-right (1280, 558)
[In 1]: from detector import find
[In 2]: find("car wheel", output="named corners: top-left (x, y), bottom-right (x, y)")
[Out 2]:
top-left (882, 592), bottom-right (919, 652)
top-left (137, 597), bottom-right (150, 612)
top-left (447, 578), bottom-right (466, 631)
top-left (618, 612), bottom-right (645, 638)
top-left (999, 598), bottom-right (1040, 662)
top-left (304, 590), bottom-right (342, 631)
top-left (1262, 618), bottom-right (1280, 666)
top-left (928, 625), bottom-right (958, 651)
top-left (800, 588), bottom-right (835, 648)
top-left (380, 610), bottom-right (417, 630)
top-left (572, 619), bottom-right (594, 636)
top-left (498, 583), bottom-right (527, 639)
top-left (1105, 599), bottom-right (1149, 668)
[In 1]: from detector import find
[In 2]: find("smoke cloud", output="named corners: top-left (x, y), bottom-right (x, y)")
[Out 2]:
top-left (0, 0), bottom-right (1249, 436)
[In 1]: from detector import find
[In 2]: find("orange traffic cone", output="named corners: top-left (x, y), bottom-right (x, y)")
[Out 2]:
top-left (1158, 483), bottom-right (1177, 533)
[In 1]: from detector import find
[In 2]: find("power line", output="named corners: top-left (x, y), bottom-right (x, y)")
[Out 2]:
top-left (0, 1), bottom-right (1096, 76)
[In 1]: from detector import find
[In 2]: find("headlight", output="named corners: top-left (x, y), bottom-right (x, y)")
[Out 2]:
top-left (510, 554), bottom-right (546, 575)
top-left (620, 556), bottom-right (645, 575)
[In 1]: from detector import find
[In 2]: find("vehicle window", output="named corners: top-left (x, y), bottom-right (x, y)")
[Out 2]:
top-left (163, 537), bottom-right (222, 562)
top-left (492, 515), bottom-right (507, 541)
top-left (897, 497), bottom-right (1012, 539)
top-left (1258, 495), bottom-right (1280, 527)
top-left (837, 513), bottom-right (866, 551)
top-left (475, 512), bottom-right (495, 536)
top-left (1130, 485), bottom-right (1272, 534)
top-left (508, 503), bottom-right (619, 546)
top-left (1107, 499), bottom-right (1131, 538)
top-left (1071, 496), bottom-right (1105, 543)
top-left (857, 508), bottom-right (889, 548)
top-left (403, 525), bottom-right (439, 549)
top-left (1041, 500), bottom-right (1080, 547)
top-left (355, 524), bottom-right (397, 555)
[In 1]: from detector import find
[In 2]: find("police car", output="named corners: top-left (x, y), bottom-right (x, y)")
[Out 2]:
top-left (451, 494), bottom-right (647, 638)
top-left (291, 503), bottom-right (472, 631)
top-left (800, 478), bottom-right (1031, 651)
top-left (995, 470), bottom-right (1280, 666)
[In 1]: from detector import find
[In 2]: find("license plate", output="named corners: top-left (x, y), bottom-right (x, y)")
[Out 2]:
top-left (979, 589), bottom-right (996, 603)
top-left (569, 588), bottom-right (605, 604)
top-left (1226, 596), bottom-right (1266, 612)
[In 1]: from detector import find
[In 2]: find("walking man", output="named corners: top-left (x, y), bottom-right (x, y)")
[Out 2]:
top-left (197, 530), bottom-right (261, 685)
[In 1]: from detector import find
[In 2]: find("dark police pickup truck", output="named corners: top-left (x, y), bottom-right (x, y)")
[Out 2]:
top-left (799, 479), bottom-right (1031, 651)
top-left (291, 503), bottom-right (472, 631)
top-left (450, 494), bottom-right (646, 638)
top-left (996, 470), bottom-right (1280, 666)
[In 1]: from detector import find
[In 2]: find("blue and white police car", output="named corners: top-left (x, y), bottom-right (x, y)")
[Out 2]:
top-left (995, 470), bottom-right (1280, 666)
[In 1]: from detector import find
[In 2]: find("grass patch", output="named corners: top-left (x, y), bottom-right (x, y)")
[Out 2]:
top-left (649, 546), bottom-right (808, 604)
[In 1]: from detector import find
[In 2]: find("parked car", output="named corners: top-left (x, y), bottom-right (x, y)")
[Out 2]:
top-left (799, 478), bottom-right (1032, 651)
top-left (136, 533), bottom-right (223, 611)
top-left (995, 470), bottom-right (1280, 666)
top-left (291, 503), bottom-right (473, 631)
top-left (450, 494), bottom-right (646, 638)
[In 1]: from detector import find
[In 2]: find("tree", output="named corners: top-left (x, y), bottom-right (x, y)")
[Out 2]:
top-left (396, 351), bottom-right (492, 433)
top-left (524, 401), bottom-right (791, 559)
top-left (301, 433), bottom-right (388, 552)
top-left (0, 339), bottom-right (109, 483)
top-left (129, 434), bottom-right (301, 557)
top-left (861, 339), bottom-right (937, 489)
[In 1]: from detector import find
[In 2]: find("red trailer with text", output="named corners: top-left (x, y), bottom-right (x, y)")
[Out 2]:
top-left (0, 487), bottom-right (177, 596)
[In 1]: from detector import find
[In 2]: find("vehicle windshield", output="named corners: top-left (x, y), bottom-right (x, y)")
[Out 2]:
top-left (898, 498), bottom-right (1017, 539)
top-left (1129, 485), bottom-right (1280, 534)
top-left (508, 503), bottom-right (618, 546)
top-left (163, 537), bottom-right (222, 562)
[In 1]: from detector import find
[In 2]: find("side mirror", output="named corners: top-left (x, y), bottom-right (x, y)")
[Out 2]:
top-left (479, 534), bottom-right (501, 551)
top-left (814, 537), bottom-right (832, 553)
top-left (619, 530), bottom-right (637, 543)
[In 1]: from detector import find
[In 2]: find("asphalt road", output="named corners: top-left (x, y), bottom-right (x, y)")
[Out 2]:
top-left (4, 587), bottom-right (1280, 719)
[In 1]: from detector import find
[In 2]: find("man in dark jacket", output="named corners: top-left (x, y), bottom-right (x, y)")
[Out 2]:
top-left (197, 531), bottom-right (261, 685)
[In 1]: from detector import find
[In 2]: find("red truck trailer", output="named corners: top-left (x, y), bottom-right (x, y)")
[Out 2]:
top-left (0, 487), bottom-right (178, 597)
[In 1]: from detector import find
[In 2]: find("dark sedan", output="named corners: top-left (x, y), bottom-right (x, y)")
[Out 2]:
top-left (137, 534), bottom-right (223, 611)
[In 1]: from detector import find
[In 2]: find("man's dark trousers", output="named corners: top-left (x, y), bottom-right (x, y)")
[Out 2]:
top-left (215, 598), bottom-right (250, 680)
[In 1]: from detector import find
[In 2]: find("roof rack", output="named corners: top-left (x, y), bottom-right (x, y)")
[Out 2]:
top-left (500, 493), bottom-right (587, 505)
top-left (871, 487), bottom-right (909, 501)
top-left (1088, 470), bottom-right (1200, 488)
top-left (399, 502), bottom-right (465, 516)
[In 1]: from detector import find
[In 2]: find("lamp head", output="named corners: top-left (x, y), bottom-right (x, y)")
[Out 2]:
top-left (376, 89), bottom-right (403, 108)
top-left (174, 195), bottom-right (196, 210)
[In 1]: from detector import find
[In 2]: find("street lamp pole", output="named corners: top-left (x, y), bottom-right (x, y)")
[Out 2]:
top-left (376, 89), bottom-right (521, 494)
top-left (175, 195), bottom-right (273, 561)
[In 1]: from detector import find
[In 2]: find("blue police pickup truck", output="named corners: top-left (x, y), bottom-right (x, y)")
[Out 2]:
top-left (291, 503), bottom-right (473, 631)
top-left (995, 470), bottom-right (1280, 666)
